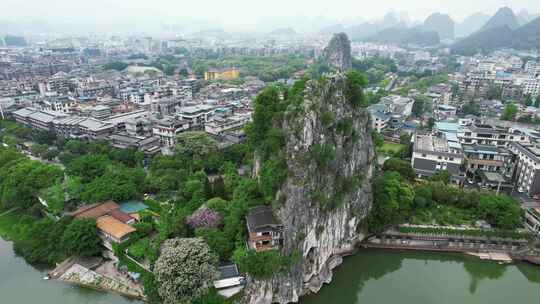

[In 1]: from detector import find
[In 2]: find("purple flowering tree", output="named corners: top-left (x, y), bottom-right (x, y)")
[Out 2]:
top-left (186, 207), bottom-right (221, 229)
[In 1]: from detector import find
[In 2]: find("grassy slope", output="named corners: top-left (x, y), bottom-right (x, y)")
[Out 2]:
top-left (378, 142), bottom-right (405, 155)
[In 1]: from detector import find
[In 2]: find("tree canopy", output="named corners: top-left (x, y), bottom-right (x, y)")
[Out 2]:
top-left (154, 238), bottom-right (218, 304)
top-left (501, 104), bottom-right (518, 121)
top-left (368, 171), bottom-right (414, 233)
top-left (62, 218), bottom-right (102, 257)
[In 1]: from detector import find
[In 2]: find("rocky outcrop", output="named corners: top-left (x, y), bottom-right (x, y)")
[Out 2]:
top-left (321, 33), bottom-right (352, 71)
top-left (480, 7), bottom-right (520, 32)
top-left (246, 73), bottom-right (375, 303)
top-left (423, 13), bottom-right (455, 40)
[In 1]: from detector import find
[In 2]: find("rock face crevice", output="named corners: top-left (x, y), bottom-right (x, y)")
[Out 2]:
top-left (246, 72), bottom-right (375, 303)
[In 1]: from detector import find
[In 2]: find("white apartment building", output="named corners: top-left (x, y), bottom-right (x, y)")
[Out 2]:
top-left (525, 61), bottom-right (540, 76)
top-left (457, 124), bottom-right (530, 147)
top-left (178, 104), bottom-right (215, 128)
top-left (509, 143), bottom-right (540, 196)
top-left (522, 78), bottom-right (540, 97)
top-left (411, 133), bottom-right (465, 183)
top-left (205, 115), bottom-right (251, 136)
top-left (152, 118), bottom-right (190, 148)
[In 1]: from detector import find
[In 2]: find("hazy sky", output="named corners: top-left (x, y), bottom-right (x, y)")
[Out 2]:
top-left (1, 0), bottom-right (539, 32)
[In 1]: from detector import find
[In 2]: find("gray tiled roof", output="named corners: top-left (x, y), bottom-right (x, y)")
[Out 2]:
top-left (246, 205), bottom-right (280, 231)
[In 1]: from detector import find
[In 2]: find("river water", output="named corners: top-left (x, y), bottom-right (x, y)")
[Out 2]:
top-left (0, 237), bottom-right (139, 304)
top-left (3, 236), bottom-right (540, 304)
top-left (301, 248), bottom-right (540, 304)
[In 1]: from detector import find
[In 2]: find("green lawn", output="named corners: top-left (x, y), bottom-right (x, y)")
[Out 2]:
top-left (409, 205), bottom-right (477, 227)
top-left (377, 142), bottom-right (405, 156)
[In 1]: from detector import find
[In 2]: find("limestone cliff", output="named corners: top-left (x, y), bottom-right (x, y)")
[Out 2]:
top-left (246, 73), bottom-right (375, 303)
top-left (321, 33), bottom-right (352, 72)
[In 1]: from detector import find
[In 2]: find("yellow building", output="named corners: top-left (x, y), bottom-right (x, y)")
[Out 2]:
top-left (204, 67), bottom-right (240, 81)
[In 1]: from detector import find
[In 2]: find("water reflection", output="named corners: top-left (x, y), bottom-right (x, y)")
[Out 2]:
top-left (462, 257), bottom-right (506, 294)
top-left (0, 238), bottom-right (139, 304)
top-left (301, 249), bottom-right (540, 304)
top-left (301, 250), bottom-right (404, 303)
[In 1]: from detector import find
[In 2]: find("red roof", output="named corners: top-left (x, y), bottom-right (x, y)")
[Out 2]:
top-left (109, 209), bottom-right (135, 224)
top-left (72, 201), bottom-right (120, 219)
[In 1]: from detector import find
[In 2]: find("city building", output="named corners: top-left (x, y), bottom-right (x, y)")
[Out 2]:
top-left (509, 143), bottom-right (540, 196)
top-left (411, 133), bottom-right (465, 183)
top-left (108, 134), bottom-right (161, 155)
top-left (457, 124), bottom-right (529, 147)
top-left (90, 105), bottom-right (112, 120)
top-left (205, 115), bottom-right (251, 136)
top-left (524, 208), bottom-right (540, 236)
top-left (178, 104), bottom-right (215, 128)
top-left (522, 79), bottom-right (540, 97)
top-left (380, 95), bottom-right (414, 117)
top-left (368, 103), bottom-right (391, 133)
top-left (152, 117), bottom-right (190, 148)
top-left (462, 144), bottom-right (514, 178)
top-left (204, 67), bottom-right (240, 81)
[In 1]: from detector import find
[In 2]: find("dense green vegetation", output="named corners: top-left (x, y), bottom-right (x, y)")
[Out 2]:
top-left (62, 218), bottom-right (102, 257)
top-left (1, 118), bottom-right (257, 302)
top-left (154, 238), bottom-right (219, 304)
top-left (232, 247), bottom-right (299, 279)
top-left (397, 74), bottom-right (449, 96)
top-left (103, 61), bottom-right (128, 71)
top-left (368, 162), bottom-right (524, 234)
top-left (397, 226), bottom-right (529, 240)
top-left (351, 57), bottom-right (397, 86)
top-left (501, 103), bottom-right (518, 121)
top-left (192, 54), bottom-right (309, 82)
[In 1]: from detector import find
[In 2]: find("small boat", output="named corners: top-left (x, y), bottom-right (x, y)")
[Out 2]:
top-left (43, 275), bottom-right (50, 280)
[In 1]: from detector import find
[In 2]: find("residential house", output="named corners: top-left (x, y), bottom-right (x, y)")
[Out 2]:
top-left (246, 206), bottom-right (283, 252)
top-left (71, 201), bottom-right (137, 248)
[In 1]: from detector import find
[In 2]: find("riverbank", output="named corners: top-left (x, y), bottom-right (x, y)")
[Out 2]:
top-left (1, 211), bottom-right (146, 301)
top-left (0, 237), bottom-right (140, 304)
top-left (362, 229), bottom-right (540, 266)
top-left (49, 257), bottom-right (145, 300)
top-left (301, 248), bottom-right (540, 304)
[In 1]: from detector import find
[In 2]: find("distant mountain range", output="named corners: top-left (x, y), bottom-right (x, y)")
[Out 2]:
top-left (451, 7), bottom-right (540, 55)
top-left (479, 7), bottom-right (520, 31)
top-left (455, 13), bottom-right (491, 38)
top-left (423, 13), bottom-right (455, 40)
top-left (368, 27), bottom-right (440, 46)
top-left (1, 35), bottom-right (27, 47)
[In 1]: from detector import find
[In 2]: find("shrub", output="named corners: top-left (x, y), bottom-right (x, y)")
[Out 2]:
top-left (186, 207), bottom-right (222, 229)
